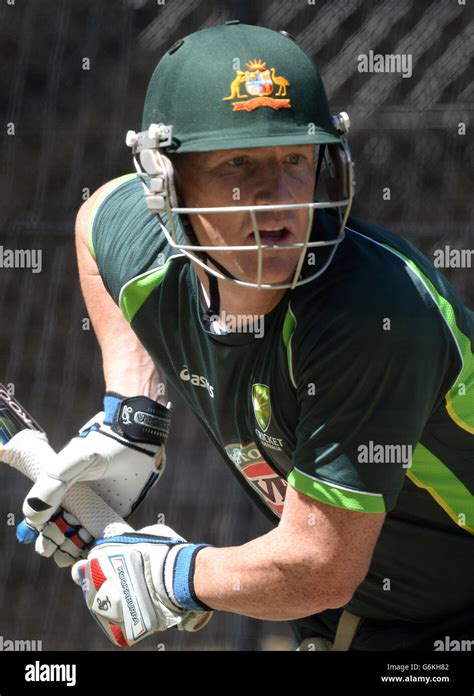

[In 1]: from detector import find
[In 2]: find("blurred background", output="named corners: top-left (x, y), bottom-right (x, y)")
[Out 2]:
top-left (0, 0), bottom-right (472, 651)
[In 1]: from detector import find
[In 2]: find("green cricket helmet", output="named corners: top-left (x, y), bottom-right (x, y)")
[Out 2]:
top-left (126, 22), bottom-right (354, 290)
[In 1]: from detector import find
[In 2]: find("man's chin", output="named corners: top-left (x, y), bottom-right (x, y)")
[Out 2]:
top-left (235, 260), bottom-right (298, 286)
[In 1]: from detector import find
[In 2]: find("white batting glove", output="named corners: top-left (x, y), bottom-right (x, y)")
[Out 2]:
top-left (18, 394), bottom-right (171, 567)
top-left (71, 523), bottom-right (214, 647)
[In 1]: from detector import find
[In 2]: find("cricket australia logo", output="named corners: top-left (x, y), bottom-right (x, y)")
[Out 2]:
top-left (223, 59), bottom-right (291, 112)
top-left (252, 383), bottom-right (271, 432)
top-left (252, 384), bottom-right (284, 453)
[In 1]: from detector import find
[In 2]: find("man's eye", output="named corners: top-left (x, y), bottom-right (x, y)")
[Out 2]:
top-left (228, 156), bottom-right (247, 167)
top-left (288, 153), bottom-right (302, 164)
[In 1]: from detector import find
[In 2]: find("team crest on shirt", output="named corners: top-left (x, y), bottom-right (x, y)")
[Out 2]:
top-left (222, 59), bottom-right (291, 112)
top-left (251, 384), bottom-right (285, 453)
top-left (252, 383), bottom-right (271, 431)
top-left (225, 441), bottom-right (287, 516)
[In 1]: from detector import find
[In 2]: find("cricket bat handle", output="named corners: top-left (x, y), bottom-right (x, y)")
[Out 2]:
top-left (1, 429), bottom-right (133, 538)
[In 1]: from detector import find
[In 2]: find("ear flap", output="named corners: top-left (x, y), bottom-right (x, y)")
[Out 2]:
top-left (324, 141), bottom-right (352, 202)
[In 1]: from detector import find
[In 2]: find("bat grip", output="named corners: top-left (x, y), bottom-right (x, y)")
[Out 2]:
top-left (1, 429), bottom-right (133, 538)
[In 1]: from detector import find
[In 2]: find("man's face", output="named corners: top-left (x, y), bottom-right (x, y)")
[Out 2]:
top-left (172, 145), bottom-right (317, 285)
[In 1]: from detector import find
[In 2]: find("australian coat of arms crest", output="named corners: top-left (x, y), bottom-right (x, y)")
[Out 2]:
top-left (223, 59), bottom-right (291, 112)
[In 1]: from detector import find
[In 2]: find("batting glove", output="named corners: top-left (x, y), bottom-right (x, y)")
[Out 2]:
top-left (18, 394), bottom-right (171, 568)
top-left (71, 523), bottom-right (214, 647)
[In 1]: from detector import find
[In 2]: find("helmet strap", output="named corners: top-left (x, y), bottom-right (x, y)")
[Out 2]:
top-left (207, 273), bottom-right (220, 317)
top-left (315, 144), bottom-right (326, 192)
top-left (180, 210), bottom-right (240, 317)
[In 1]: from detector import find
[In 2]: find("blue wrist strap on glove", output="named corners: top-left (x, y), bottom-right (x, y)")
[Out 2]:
top-left (94, 534), bottom-right (213, 612)
top-left (103, 393), bottom-right (123, 425)
top-left (172, 543), bottom-right (211, 612)
top-left (103, 392), bottom-right (172, 446)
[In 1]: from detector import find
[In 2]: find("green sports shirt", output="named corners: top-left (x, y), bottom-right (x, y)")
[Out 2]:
top-left (89, 173), bottom-right (474, 624)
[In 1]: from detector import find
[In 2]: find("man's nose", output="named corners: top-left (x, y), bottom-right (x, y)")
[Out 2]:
top-left (253, 164), bottom-right (294, 206)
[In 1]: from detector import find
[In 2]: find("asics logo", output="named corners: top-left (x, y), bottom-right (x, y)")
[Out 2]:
top-left (179, 366), bottom-right (215, 399)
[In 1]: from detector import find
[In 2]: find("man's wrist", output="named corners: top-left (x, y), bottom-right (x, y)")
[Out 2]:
top-left (162, 544), bottom-right (214, 612)
top-left (104, 366), bottom-right (167, 405)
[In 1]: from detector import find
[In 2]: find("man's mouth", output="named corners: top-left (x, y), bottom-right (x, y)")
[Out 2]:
top-left (248, 227), bottom-right (293, 245)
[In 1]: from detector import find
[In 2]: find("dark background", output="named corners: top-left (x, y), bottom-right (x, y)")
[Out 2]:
top-left (0, 0), bottom-right (472, 651)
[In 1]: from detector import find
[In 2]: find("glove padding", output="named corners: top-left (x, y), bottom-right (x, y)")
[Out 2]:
top-left (17, 508), bottom-right (93, 567)
top-left (19, 396), bottom-right (168, 567)
top-left (71, 523), bottom-right (213, 647)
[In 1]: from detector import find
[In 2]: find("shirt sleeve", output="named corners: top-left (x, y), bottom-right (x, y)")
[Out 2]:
top-left (88, 173), bottom-right (175, 306)
top-left (287, 288), bottom-right (452, 513)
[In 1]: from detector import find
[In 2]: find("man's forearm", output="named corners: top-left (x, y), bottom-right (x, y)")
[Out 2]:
top-left (193, 527), bottom-right (350, 620)
top-left (75, 199), bottom-right (167, 403)
top-left (90, 275), bottom-right (163, 395)
top-left (81, 271), bottom-right (166, 400)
